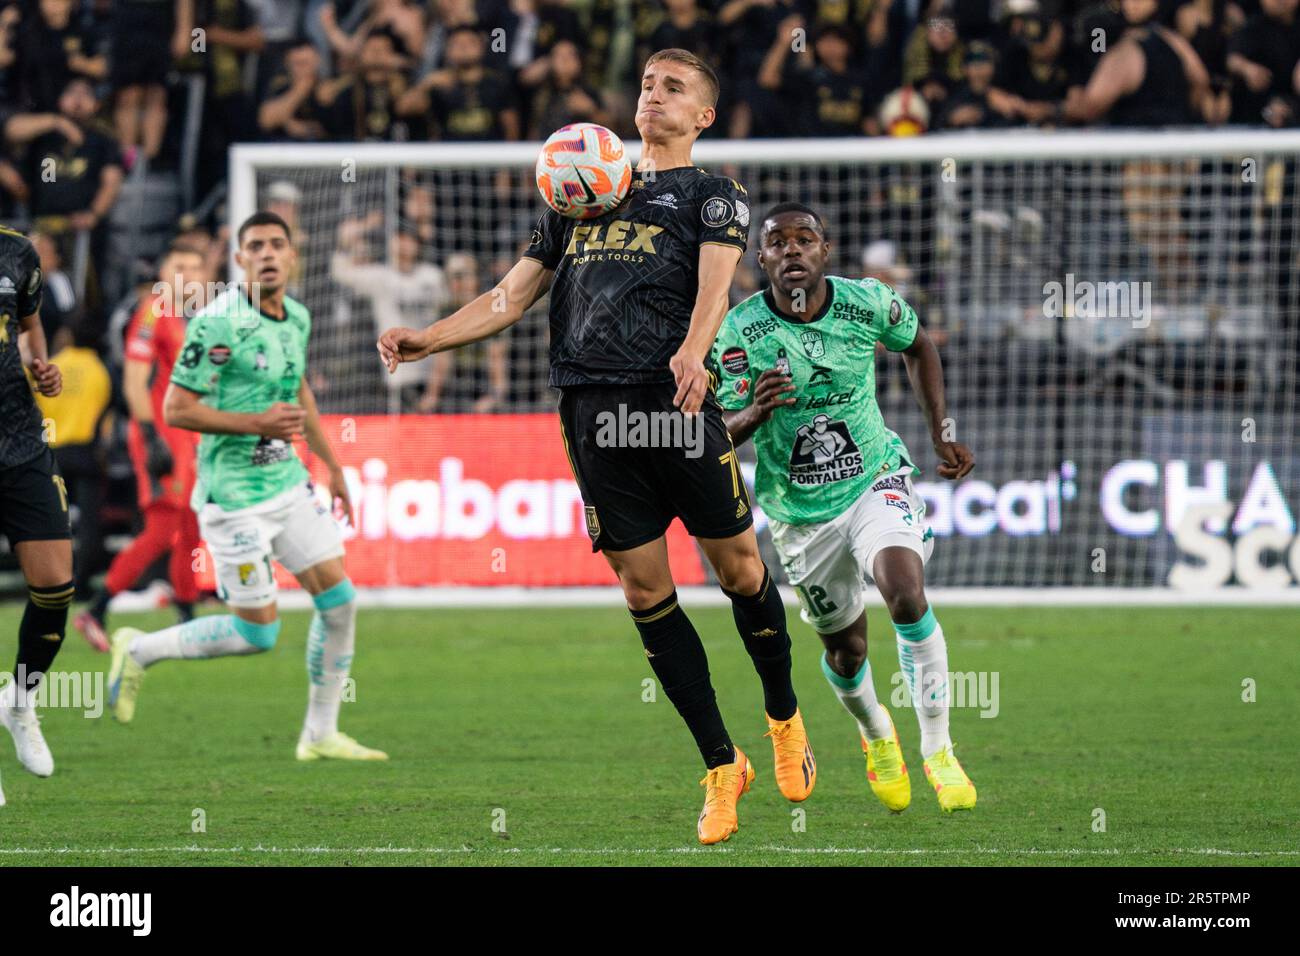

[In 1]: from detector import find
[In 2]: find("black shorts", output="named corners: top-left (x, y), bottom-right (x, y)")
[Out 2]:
top-left (112, 30), bottom-right (171, 89)
top-left (0, 446), bottom-right (72, 545)
top-left (558, 383), bottom-right (754, 552)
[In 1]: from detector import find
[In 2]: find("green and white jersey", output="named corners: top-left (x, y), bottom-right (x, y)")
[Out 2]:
top-left (170, 288), bottom-right (311, 512)
top-left (711, 276), bottom-right (919, 525)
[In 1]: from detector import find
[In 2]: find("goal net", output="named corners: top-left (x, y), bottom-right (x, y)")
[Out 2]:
top-left (230, 131), bottom-right (1300, 594)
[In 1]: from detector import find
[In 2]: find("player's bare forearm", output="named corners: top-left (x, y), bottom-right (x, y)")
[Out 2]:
top-left (902, 327), bottom-right (948, 440)
top-left (722, 406), bottom-right (764, 446)
top-left (18, 311), bottom-right (47, 367)
top-left (163, 383), bottom-right (262, 435)
top-left (902, 326), bottom-right (974, 478)
top-left (379, 257), bottom-right (551, 372)
top-left (122, 359), bottom-right (155, 424)
top-left (682, 245), bottom-right (742, 360)
top-left (722, 368), bottom-right (796, 446)
top-left (298, 379), bottom-right (340, 473)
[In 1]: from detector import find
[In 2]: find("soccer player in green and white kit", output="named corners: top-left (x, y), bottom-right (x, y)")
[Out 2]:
top-left (106, 211), bottom-right (387, 762)
top-left (711, 203), bottom-right (976, 813)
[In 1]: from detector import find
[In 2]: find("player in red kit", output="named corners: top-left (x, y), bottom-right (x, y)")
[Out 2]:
top-left (74, 243), bottom-right (207, 651)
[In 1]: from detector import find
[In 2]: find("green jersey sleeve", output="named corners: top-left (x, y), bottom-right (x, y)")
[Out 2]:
top-left (859, 278), bottom-right (919, 352)
top-left (170, 309), bottom-right (233, 395)
top-left (709, 316), bottom-right (753, 411)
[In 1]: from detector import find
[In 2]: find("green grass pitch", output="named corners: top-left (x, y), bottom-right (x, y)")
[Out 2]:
top-left (0, 604), bottom-right (1295, 866)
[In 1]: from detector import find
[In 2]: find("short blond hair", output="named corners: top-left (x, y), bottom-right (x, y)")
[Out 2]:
top-left (644, 48), bottom-right (719, 107)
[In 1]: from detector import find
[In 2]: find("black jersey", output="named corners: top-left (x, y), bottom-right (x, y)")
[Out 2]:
top-left (0, 226), bottom-right (45, 468)
top-left (523, 166), bottom-right (749, 388)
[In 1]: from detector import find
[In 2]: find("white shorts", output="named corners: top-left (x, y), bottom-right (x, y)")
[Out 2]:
top-left (769, 467), bottom-right (934, 634)
top-left (199, 481), bottom-right (345, 609)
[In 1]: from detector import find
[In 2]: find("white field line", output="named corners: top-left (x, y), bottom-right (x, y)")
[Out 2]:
top-left (0, 845), bottom-right (1296, 858)
top-left (104, 585), bottom-right (1300, 614)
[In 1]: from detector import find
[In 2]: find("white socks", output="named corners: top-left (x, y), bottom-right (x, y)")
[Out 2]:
top-left (302, 581), bottom-right (357, 744)
top-left (128, 614), bottom-right (277, 667)
top-left (894, 607), bottom-right (952, 759)
top-left (820, 652), bottom-right (892, 741)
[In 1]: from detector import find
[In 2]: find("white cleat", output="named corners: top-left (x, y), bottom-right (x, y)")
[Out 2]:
top-left (0, 696), bottom-right (55, 777)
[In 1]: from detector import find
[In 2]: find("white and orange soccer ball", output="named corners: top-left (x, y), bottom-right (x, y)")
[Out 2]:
top-left (535, 122), bottom-right (632, 219)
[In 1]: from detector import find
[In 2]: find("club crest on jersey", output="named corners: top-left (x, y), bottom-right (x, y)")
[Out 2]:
top-left (584, 506), bottom-right (600, 539)
top-left (800, 329), bottom-right (825, 359)
top-left (701, 197), bottom-right (734, 227)
top-left (721, 347), bottom-right (749, 375)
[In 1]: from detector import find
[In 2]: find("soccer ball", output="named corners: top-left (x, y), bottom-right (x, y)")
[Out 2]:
top-left (535, 123), bottom-right (632, 219)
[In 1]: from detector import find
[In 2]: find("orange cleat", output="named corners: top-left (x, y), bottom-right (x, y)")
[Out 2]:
top-left (765, 709), bottom-right (816, 802)
top-left (697, 745), bottom-right (755, 845)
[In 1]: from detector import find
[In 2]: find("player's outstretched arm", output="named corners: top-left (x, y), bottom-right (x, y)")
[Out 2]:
top-left (163, 382), bottom-right (305, 439)
top-left (673, 243), bottom-right (743, 414)
top-left (298, 378), bottom-right (354, 526)
top-left (377, 256), bottom-right (552, 373)
top-left (721, 368), bottom-right (796, 446)
top-left (901, 325), bottom-right (974, 480)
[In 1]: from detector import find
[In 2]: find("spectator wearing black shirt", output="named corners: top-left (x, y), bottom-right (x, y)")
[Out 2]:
top-left (398, 26), bottom-right (520, 141)
top-left (528, 39), bottom-right (612, 139)
top-left (258, 41), bottom-right (334, 140)
top-left (517, 0), bottom-right (583, 90)
top-left (318, 29), bottom-right (412, 141)
top-left (761, 22), bottom-right (875, 136)
top-left (17, 0), bottom-right (105, 112)
top-left (717, 0), bottom-right (806, 137)
top-left (1226, 0), bottom-right (1300, 124)
top-left (1064, 0), bottom-right (1213, 124)
top-left (904, 2), bottom-right (966, 109)
top-left (22, 77), bottom-right (124, 313)
top-left (937, 41), bottom-right (1017, 127)
top-left (993, 15), bottom-right (1071, 125)
top-left (647, 0), bottom-right (716, 70)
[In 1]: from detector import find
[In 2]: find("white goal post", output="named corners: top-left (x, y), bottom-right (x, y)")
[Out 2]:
top-left (227, 130), bottom-right (1300, 603)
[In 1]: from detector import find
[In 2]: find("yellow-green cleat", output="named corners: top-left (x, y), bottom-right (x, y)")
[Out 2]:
top-left (863, 706), bottom-right (911, 812)
top-left (296, 732), bottom-right (389, 762)
top-left (107, 628), bottom-right (147, 724)
top-left (923, 744), bottom-right (977, 812)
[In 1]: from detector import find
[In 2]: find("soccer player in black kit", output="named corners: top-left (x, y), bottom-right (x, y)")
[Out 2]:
top-left (380, 49), bottom-right (813, 844)
top-left (0, 225), bottom-right (71, 808)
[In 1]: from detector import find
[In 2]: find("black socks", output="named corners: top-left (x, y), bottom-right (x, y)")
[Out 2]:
top-left (15, 582), bottom-right (74, 695)
top-left (630, 592), bottom-right (735, 769)
top-left (723, 568), bottom-right (798, 721)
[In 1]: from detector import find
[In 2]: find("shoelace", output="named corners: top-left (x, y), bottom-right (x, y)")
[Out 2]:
top-left (869, 737), bottom-right (902, 775)
top-left (764, 721), bottom-right (804, 759)
top-left (698, 765), bottom-right (739, 809)
top-left (13, 708), bottom-right (50, 753)
top-left (928, 747), bottom-right (966, 785)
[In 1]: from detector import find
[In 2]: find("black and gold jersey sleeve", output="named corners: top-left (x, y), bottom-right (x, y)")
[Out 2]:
top-left (522, 208), bottom-right (567, 271)
top-left (17, 240), bottom-right (41, 318)
top-left (0, 228), bottom-right (50, 467)
top-left (695, 175), bottom-right (751, 254)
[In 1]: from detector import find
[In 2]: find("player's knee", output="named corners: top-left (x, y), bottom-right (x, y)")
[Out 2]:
top-left (621, 580), bottom-right (672, 611)
top-left (715, 556), bottom-right (766, 597)
top-left (884, 586), bottom-right (928, 626)
top-left (823, 644), bottom-right (865, 679)
top-left (311, 577), bottom-right (356, 615)
top-left (232, 615), bottom-right (280, 651)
